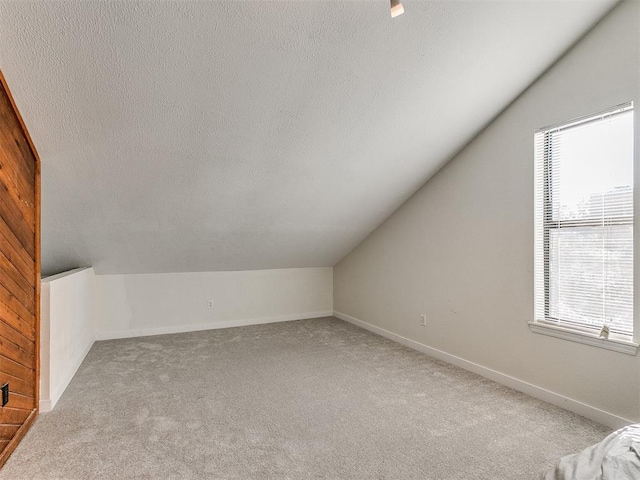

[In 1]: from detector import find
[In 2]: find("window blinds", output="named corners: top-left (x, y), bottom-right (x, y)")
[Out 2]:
top-left (534, 104), bottom-right (634, 336)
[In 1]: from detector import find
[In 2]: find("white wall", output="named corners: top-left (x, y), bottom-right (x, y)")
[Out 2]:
top-left (334, 1), bottom-right (640, 428)
top-left (93, 268), bottom-right (333, 340)
top-left (40, 267), bottom-right (96, 412)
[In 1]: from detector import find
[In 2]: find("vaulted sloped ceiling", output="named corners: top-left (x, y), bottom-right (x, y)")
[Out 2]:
top-left (0, 0), bottom-right (617, 275)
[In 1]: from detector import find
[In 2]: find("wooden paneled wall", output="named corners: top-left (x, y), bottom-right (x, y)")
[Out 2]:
top-left (0, 72), bottom-right (40, 467)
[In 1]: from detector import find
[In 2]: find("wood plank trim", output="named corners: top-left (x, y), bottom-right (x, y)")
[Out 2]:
top-left (0, 73), bottom-right (42, 169)
top-left (0, 273), bottom-right (33, 319)
top-left (0, 217), bottom-right (35, 280)
top-left (0, 373), bottom-right (34, 399)
top-left (0, 409), bottom-right (36, 469)
top-left (0, 334), bottom-right (34, 370)
top-left (0, 149), bottom-right (35, 224)
top-left (0, 197), bottom-right (34, 258)
top-left (0, 272), bottom-right (34, 318)
top-left (0, 354), bottom-right (34, 385)
top-left (0, 300), bottom-right (34, 341)
top-left (0, 127), bottom-right (36, 182)
top-left (0, 407), bottom-right (32, 426)
top-left (0, 426), bottom-right (20, 441)
top-left (4, 392), bottom-right (35, 411)
top-left (0, 316), bottom-right (34, 356)
top-left (0, 70), bottom-right (40, 467)
top-left (0, 249), bottom-right (34, 296)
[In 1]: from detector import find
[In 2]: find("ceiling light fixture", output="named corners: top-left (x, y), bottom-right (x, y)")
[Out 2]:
top-left (390, 0), bottom-right (404, 18)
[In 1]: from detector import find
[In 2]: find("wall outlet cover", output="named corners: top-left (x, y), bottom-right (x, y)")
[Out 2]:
top-left (1, 383), bottom-right (8, 407)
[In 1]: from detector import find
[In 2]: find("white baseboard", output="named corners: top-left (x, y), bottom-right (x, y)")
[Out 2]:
top-left (40, 336), bottom-right (96, 413)
top-left (334, 311), bottom-right (634, 430)
top-left (39, 398), bottom-right (52, 413)
top-left (95, 311), bottom-right (334, 341)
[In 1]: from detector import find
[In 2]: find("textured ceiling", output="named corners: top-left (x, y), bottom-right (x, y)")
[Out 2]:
top-left (0, 0), bottom-right (616, 275)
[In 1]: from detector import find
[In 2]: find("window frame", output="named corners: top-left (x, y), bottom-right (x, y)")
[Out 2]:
top-left (530, 103), bottom-right (638, 355)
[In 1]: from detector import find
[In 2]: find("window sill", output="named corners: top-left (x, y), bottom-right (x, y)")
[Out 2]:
top-left (528, 321), bottom-right (638, 355)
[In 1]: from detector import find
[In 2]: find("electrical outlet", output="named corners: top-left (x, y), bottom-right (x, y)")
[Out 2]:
top-left (207, 300), bottom-right (214, 309)
top-left (1, 383), bottom-right (8, 407)
top-left (420, 314), bottom-right (427, 326)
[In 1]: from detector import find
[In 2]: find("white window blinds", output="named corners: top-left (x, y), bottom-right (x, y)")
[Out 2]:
top-left (534, 104), bottom-right (634, 336)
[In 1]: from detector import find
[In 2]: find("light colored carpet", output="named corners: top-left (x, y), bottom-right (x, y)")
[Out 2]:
top-left (0, 317), bottom-right (610, 479)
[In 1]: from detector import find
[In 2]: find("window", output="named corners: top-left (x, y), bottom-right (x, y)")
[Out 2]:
top-left (532, 103), bottom-right (637, 354)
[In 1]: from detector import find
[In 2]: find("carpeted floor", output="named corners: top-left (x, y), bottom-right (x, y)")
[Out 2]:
top-left (0, 317), bottom-right (610, 479)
